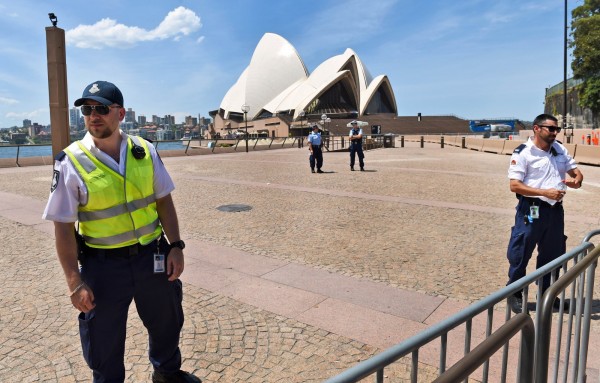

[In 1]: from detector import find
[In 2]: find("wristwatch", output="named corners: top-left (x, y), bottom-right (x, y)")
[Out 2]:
top-left (169, 240), bottom-right (186, 250)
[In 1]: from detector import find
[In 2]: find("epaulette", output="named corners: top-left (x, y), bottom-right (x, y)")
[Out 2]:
top-left (54, 150), bottom-right (66, 161)
top-left (555, 139), bottom-right (563, 144)
top-left (513, 144), bottom-right (526, 154)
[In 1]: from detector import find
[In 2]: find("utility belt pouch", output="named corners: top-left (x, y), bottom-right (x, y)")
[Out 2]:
top-left (74, 230), bottom-right (85, 258)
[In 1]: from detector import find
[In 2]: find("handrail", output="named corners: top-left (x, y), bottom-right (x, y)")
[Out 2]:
top-left (0, 143), bottom-right (54, 166)
top-left (535, 244), bottom-right (600, 383)
top-left (432, 313), bottom-right (535, 383)
top-left (324, 240), bottom-right (594, 383)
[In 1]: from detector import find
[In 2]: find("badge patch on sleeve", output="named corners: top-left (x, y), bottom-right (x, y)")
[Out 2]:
top-left (51, 170), bottom-right (60, 192)
top-left (511, 159), bottom-right (517, 165)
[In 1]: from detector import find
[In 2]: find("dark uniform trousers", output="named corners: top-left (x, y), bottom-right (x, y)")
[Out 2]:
top-left (349, 141), bottom-right (364, 168)
top-left (506, 196), bottom-right (566, 295)
top-left (309, 144), bottom-right (323, 170)
top-left (78, 237), bottom-right (184, 383)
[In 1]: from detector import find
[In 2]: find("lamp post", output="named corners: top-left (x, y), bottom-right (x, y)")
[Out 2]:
top-left (298, 111), bottom-right (305, 135)
top-left (241, 104), bottom-right (250, 153)
top-left (562, 0), bottom-right (567, 130)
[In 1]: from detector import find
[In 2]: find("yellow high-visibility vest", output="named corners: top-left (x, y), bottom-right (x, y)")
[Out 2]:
top-left (64, 136), bottom-right (162, 248)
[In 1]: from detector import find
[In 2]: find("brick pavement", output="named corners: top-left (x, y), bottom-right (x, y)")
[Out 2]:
top-left (1, 142), bottom-right (600, 382)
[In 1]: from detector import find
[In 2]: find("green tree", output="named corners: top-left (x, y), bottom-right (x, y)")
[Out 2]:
top-left (570, 0), bottom-right (600, 126)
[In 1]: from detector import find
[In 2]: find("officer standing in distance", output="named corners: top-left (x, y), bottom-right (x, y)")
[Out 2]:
top-left (43, 81), bottom-right (201, 383)
top-left (308, 124), bottom-right (324, 173)
top-left (349, 120), bottom-right (365, 171)
top-left (505, 113), bottom-right (583, 314)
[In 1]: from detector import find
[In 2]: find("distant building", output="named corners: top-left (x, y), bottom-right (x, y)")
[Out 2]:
top-left (120, 121), bottom-right (135, 132)
top-left (10, 132), bottom-right (27, 144)
top-left (29, 123), bottom-right (44, 137)
top-left (138, 115), bottom-right (147, 125)
top-left (155, 128), bottom-right (172, 141)
top-left (69, 108), bottom-right (80, 130)
top-left (23, 119), bottom-right (32, 128)
top-left (185, 116), bottom-right (198, 127)
top-left (212, 33), bottom-right (397, 137)
top-left (545, 78), bottom-right (594, 129)
top-left (125, 108), bottom-right (136, 124)
top-left (164, 115), bottom-right (175, 126)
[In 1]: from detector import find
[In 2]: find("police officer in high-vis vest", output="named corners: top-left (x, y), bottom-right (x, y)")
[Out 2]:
top-left (349, 120), bottom-right (365, 171)
top-left (505, 113), bottom-right (583, 314)
top-left (43, 81), bottom-right (201, 383)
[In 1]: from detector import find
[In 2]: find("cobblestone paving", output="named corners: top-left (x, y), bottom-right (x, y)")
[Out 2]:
top-left (1, 143), bottom-right (600, 382)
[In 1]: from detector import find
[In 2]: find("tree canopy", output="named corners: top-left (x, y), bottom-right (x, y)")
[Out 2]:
top-left (570, 0), bottom-right (600, 119)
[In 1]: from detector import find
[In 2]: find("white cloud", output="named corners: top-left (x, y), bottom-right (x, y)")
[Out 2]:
top-left (66, 6), bottom-right (202, 49)
top-left (0, 97), bottom-right (18, 105)
top-left (150, 7), bottom-right (201, 38)
top-left (196, 36), bottom-right (205, 44)
top-left (6, 108), bottom-right (48, 121)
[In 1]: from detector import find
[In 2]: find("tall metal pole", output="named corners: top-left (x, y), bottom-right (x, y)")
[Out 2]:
top-left (241, 104), bottom-right (249, 153)
top-left (46, 19), bottom-right (70, 158)
top-left (563, 0), bottom-right (568, 130)
top-left (244, 111), bottom-right (248, 152)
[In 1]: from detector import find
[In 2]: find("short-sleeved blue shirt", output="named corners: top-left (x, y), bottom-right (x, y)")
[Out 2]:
top-left (308, 131), bottom-right (322, 146)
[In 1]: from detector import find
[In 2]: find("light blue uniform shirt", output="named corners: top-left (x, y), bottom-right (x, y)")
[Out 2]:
top-left (308, 131), bottom-right (322, 146)
top-left (349, 128), bottom-right (363, 137)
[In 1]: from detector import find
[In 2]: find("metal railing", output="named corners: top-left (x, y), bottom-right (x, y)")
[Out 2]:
top-left (199, 135), bottom-right (388, 153)
top-left (433, 313), bottom-right (535, 383)
top-left (0, 135), bottom-right (396, 168)
top-left (0, 140), bottom-right (192, 166)
top-left (0, 143), bottom-right (53, 167)
top-left (324, 230), bottom-right (600, 383)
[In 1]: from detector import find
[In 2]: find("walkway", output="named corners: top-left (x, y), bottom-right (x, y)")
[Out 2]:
top-left (1, 142), bottom-right (599, 382)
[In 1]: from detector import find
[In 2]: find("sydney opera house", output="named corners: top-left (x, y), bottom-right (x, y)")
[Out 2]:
top-left (209, 33), bottom-right (398, 138)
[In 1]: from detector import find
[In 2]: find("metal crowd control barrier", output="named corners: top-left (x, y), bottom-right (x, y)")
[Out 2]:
top-left (433, 314), bottom-right (535, 383)
top-left (324, 230), bottom-right (600, 383)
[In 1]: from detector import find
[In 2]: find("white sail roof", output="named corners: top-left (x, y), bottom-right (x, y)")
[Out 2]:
top-left (219, 33), bottom-right (397, 120)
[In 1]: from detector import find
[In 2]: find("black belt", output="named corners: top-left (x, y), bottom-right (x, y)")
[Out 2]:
top-left (519, 196), bottom-right (562, 209)
top-left (84, 241), bottom-right (156, 257)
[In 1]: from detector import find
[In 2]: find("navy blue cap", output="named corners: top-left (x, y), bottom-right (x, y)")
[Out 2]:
top-left (74, 81), bottom-right (124, 107)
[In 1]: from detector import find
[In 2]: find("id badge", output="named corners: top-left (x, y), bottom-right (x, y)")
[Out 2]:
top-left (154, 253), bottom-right (165, 273)
top-left (529, 206), bottom-right (539, 219)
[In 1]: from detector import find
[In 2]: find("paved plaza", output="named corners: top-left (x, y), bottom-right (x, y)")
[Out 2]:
top-left (1, 141), bottom-right (600, 382)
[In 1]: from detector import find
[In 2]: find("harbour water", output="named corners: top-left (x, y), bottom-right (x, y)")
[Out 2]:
top-left (0, 140), bottom-right (189, 159)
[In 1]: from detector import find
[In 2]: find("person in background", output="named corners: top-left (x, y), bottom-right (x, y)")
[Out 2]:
top-left (505, 113), bottom-right (583, 314)
top-left (42, 81), bottom-right (201, 383)
top-left (308, 124), bottom-right (324, 173)
top-left (349, 120), bottom-right (365, 171)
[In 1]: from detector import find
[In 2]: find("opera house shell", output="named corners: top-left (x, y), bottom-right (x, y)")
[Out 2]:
top-left (211, 33), bottom-right (397, 137)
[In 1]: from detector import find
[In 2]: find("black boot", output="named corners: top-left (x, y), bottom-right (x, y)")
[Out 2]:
top-left (152, 370), bottom-right (201, 383)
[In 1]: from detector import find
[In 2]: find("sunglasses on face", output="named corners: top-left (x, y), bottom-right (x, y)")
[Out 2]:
top-left (80, 105), bottom-right (120, 116)
top-left (538, 124), bottom-right (561, 133)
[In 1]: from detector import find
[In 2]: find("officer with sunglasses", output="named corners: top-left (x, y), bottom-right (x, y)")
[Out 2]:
top-left (505, 113), bottom-right (583, 314)
top-left (42, 81), bottom-right (201, 383)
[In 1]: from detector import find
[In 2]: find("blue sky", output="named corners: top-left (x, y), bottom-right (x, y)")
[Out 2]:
top-left (0, 0), bottom-right (580, 129)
